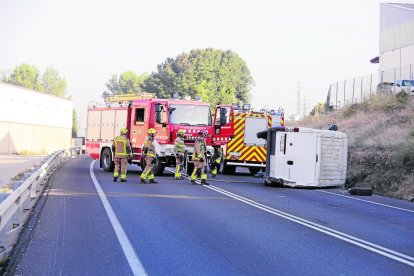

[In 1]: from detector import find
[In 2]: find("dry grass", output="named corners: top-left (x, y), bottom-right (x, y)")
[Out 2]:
top-left (290, 93), bottom-right (414, 202)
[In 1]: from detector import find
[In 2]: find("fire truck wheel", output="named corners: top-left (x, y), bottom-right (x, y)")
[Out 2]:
top-left (101, 148), bottom-right (114, 172)
top-left (248, 167), bottom-right (261, 176)
top-left (186, 162), bottom-right (194, 175)
top-left (153, 157), bottom-right (165, 176)
top-left (222, 162), bottom-right (236, 175)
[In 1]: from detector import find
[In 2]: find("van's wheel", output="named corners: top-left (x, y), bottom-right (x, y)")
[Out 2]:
top-left (349, 187), bottom-right (373, 196)
top-left (101, 148), bottom-right (114, 172)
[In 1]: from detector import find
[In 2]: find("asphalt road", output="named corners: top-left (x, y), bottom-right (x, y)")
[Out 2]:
top-left (8, 155), bottom-right (414, 275)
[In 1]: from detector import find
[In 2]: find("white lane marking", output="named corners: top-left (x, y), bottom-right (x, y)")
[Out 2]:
top-left (166, 168), bottom-right (414, 266)
top-left (89, 161), bottom-right (147, 276)
top-left (317, 189), bottom-right (414, 213)
top-left (166, 166), bottom-right (414, 267)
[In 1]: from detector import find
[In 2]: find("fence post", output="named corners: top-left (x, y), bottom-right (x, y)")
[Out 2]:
top-left (370, 73), bottom-right (373, 98)
top-left (352, 78), bottom-right (355, 104)
top-left (393, 68), bottom-right (396, 94)
top-left (343, 81), bottom-right (346, 108)
top-left (336, 82), bottom-right (338, 108)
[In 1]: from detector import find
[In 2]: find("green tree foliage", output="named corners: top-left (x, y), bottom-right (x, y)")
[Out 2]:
top-left (72, 109), bottom-right (78, 138)
top-left (7, 64), bottom-right (44, 91)
top-left (142, 48), bottom-right (254, 107)
top-left (5, 64), bottom-right (68, 97)
top-left (102, 71), bottom-right (148, 99)
top-left (310, 102), bottom-right (326, 116)
top-left (42, 67), bottom-right (67, 97)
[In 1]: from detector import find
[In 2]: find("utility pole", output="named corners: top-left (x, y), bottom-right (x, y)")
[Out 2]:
top-left (297, 81), bottom-right (301, 116)
top-left (301, 95), bottom-right (310, 117)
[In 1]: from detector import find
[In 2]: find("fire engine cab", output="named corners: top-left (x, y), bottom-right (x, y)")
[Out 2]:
top-left (86, 94), bottom-right (214, 175)
top-left (212, 103), bottom-right (284, 175)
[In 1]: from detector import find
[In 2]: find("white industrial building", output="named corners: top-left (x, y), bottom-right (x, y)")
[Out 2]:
top-left (372, 3), bottom-right (414, 80)
top-left (0, 82), bottom-right (73, 154)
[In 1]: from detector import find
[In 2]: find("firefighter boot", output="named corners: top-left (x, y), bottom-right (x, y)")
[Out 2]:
top-left (148, 174), bottom-right (157, 184)
top-left (121, 179), bottom-right (127, 182)
top-left (201, 172), bottom-right (208, 185)
top-left (190, 168), bottom-right (198, 184)
top-left (113, 177), bottom-right (118, 182)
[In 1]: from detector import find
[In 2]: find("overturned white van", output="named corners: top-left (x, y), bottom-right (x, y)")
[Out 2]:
top-left (257, 127), bottom-right (348, 188)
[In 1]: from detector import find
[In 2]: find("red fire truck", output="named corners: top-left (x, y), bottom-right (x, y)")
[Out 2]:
top-left (86, 94), bottom-right (215, 175)
top-left (212, 103), bottom-right (284, 175)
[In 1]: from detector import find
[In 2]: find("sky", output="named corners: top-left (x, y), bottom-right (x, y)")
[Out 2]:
top-left (1, 0), bottom-right (407, 135)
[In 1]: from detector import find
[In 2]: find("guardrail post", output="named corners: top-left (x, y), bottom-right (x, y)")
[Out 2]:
top-left (0, 192), bottom-right (12, 251)
top-left (12, 181), bottom-right (25, 228)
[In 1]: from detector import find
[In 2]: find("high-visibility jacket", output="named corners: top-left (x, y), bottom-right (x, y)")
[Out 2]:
top-left (112, 135), bottom-right (132, 157)
top-left (174, 137), bottom-right (185, 155)
top-left (192, 137), bottom-right (205, 160)
top-left (143, 135), bottom-right (156, 157)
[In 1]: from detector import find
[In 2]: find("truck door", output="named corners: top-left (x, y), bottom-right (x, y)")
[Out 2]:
top-left (275, 132), bottom-right (317, 184)
top-left (154, 102), bottom-right (168, 143)
top-left (213, 105), bottom-right (234, 145)
top-left (130, 104), bottom-right (147, 150)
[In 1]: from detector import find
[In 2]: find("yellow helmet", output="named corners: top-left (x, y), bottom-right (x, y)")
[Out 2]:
top-left (177, 129), bottom-right (186, 135)
top-left (120, 128), bottom-right (128, 134)
top-left (148, 128), bottom-right (156, 134)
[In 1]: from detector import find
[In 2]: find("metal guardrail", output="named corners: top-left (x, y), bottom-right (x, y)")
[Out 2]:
top-left (0, 147), bottom-right (83, 261)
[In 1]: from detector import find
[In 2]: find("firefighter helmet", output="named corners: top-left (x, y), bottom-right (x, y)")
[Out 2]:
top-left (148, 128), bottom-right (156, 134)
top-left (198, 131), bottom-right (208, 137)
top-left (120, 128), bottom-right (128, 134)
top-left (178, 129), bottom-right (186, 135)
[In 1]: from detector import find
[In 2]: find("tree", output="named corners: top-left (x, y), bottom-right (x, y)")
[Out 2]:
top-left (42, 67), bottom-right (67, 97)
top-left (7, 64), bottom-right (44, 91)
top-left (72, 109), bottom-right (78, 138)
top-left (310, 102), bottom-right (325, 116)
top-left (141, 48), bottom-right (254, 107)
top-left (102, 71), bottom-right (148, 99)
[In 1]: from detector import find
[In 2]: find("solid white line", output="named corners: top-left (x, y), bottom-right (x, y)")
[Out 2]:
top-left (317, 189), bottom-right (414, 213)
top-left (204, 183), bottom-right (414, 266)
top-left (89, 161), bottom-right (147, 276)
top-left (165, 167), bottom-right (414, 266)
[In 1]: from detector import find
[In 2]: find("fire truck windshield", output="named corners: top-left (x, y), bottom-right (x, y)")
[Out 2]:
top-left (169, 104), bottom-right (212, 126)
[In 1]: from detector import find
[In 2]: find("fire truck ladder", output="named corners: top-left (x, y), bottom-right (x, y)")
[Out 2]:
top-left (105, 93), bottom-right (156, 103)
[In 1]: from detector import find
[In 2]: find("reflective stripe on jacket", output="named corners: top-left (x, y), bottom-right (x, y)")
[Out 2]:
top-left (174, 137), bottom-right (185, 154)
top-left (112, 135), bottom-right (132, 157)
top-left (144, 136), bottom-right (156, 157)
top-left (192, 137), bottom-right (205, 160)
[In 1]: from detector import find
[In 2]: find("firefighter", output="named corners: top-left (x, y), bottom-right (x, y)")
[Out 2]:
top-left (174, 129), bottom-right (186, 180)
top-left (210, 145), bottom-right (222, 178)
top-left (140, 128), bottom-right (158, 184)
top-left (191, 131), bottom-right (208, 185)
top-left (112, 128), bottom-right (132, 182)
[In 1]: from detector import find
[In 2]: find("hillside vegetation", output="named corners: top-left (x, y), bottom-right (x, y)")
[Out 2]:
top-left (291, 93), bottom-right (414, 202)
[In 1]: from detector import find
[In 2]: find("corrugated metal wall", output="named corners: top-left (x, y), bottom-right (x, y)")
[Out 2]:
top-left (0, 82), bottom-right (73, 154)
top-left (379, 3), bottom-right (414, 71)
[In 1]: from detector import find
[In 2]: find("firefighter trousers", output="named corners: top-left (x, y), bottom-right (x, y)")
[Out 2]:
top-left (113, 157), bottom-right (128, 180)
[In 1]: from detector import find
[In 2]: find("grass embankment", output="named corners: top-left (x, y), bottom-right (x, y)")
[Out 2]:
top-left (291, 93), bottom-right (414, 202)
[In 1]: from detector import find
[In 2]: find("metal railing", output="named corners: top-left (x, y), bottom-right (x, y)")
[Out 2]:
top-left (0, 147), bottom-right (83, 261)
top-left (326, 63), bottom-right (414, 111)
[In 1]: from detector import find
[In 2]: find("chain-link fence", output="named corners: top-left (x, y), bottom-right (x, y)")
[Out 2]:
top-left (325, 63), bottom-right (414, 111)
